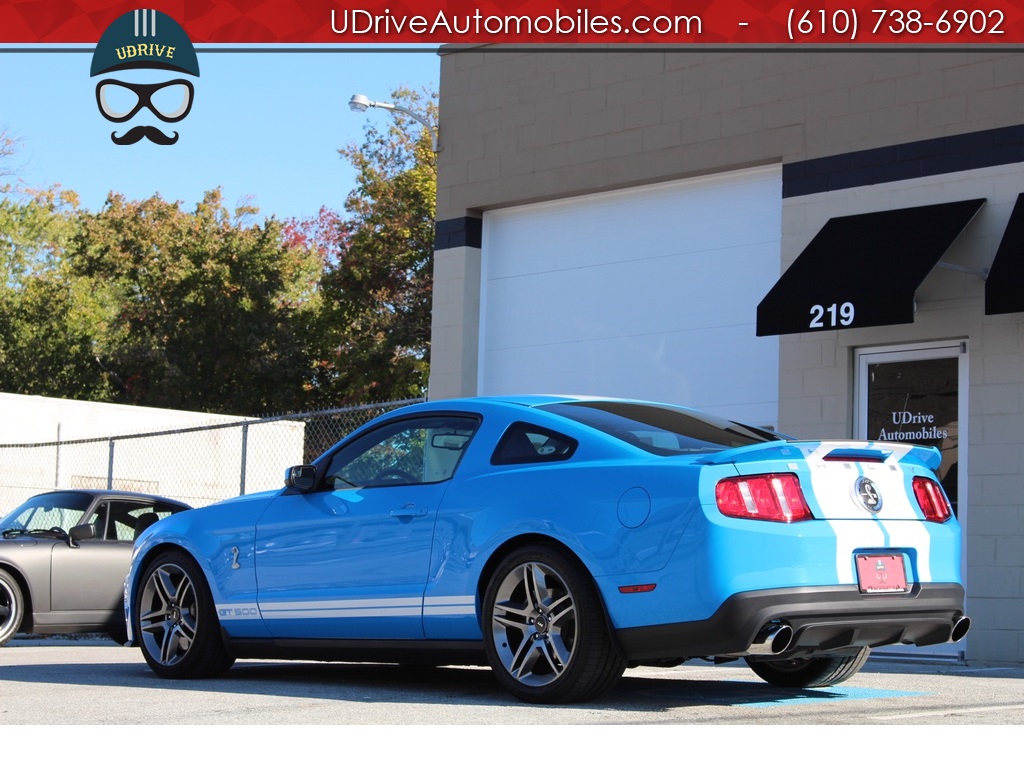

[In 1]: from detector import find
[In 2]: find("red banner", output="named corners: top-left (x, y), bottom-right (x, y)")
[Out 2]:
top-left (2, 0), bottom-right (1024, 44)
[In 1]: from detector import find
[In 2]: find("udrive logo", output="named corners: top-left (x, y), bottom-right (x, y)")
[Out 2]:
top-left (90, 9), bottom-right (200, 146)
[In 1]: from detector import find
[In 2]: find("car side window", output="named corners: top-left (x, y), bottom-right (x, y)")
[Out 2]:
top-left (324, 415), bottom-right (479, 490)
top-left (85, 502), bottom-right (112, 538)
top-left (88, 501), bottom-right (181, 541)
top-left (113, 503), bottom-right (161, 541)
top-left (491, 422), bottom-right (578, 465)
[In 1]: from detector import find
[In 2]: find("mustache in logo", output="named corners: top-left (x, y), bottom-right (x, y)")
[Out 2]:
top-left (110, 126), bottom-right (179, 145)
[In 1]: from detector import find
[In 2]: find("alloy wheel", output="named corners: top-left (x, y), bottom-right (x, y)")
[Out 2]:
top-left (138, 562), bottom-right (198, 667)
top-left (489, 560), bottom-right (578, 688)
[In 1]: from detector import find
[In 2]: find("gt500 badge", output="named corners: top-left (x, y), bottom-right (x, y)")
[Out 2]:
top-left (219, 606), bottom-right (261, 618)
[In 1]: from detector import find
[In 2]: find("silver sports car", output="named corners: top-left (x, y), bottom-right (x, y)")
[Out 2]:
top-left (0, 489), bottom-right (191, 646)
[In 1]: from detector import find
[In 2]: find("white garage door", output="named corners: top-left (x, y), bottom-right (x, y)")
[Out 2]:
top-left (479, 165), bottom-right (782, 427)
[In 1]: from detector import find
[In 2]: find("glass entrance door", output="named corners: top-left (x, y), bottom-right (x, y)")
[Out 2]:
top-left (855, 341), bottom-right (968, 659)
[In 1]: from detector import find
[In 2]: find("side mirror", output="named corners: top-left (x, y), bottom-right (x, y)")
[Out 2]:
top-left (285, 465), bottom-right (317, 492)
top-left (68, 523), bottom-right (97, 546)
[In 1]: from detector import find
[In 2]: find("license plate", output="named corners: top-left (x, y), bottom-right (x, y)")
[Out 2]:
top-left (856, 554), bottom-right (909, 593)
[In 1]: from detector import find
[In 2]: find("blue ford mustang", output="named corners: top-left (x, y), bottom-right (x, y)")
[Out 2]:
top-left (125, 396), bottom-right (969, 703)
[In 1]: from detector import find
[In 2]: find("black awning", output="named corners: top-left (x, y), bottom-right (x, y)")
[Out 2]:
top-left (757, 198), bottom-right (985, 337)
top-left (986, 193), bottom-right (1024, 315)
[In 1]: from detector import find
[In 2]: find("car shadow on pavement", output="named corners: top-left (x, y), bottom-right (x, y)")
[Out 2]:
top-left (0, 651), bottom-right (846, 713)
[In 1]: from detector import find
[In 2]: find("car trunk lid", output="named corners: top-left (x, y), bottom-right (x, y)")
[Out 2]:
top-left (700, 440), bottom-right (944, 521)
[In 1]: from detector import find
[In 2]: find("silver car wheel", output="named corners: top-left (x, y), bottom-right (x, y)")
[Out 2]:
top-left (0, 571), bottom-right (25, 646)
top-left (490, 560), bottom-right (578, 688)
top-left (138, 562), bottom-right (198, 667)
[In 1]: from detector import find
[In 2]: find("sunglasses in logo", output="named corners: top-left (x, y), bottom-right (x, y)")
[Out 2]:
top-left (95, 79), bottom-right (194, 123)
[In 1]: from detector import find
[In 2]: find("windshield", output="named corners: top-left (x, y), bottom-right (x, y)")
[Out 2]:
top-left (539, 401), bottom-right (782, 456)
top-left (0, 491), bottom-right (94, 531)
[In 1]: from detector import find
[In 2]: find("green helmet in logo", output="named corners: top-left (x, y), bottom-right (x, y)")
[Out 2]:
top-left (90, 9), bottom-right (200, 77)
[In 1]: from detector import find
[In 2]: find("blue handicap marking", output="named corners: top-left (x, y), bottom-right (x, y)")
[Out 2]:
top-left (738, 684), bottom-right (930, 708)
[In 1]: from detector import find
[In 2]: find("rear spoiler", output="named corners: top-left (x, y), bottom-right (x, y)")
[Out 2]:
top-left (697, 440), bottom-right (942, 471)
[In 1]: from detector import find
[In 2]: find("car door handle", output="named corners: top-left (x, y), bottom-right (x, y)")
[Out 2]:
top-left (390, 504), bottom-right (428, 518)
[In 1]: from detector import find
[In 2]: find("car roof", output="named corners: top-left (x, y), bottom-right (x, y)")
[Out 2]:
top-left (383, 395), bottom-right (725, 427)
top-left (416, 394), bottom-right (659, 409)
top-left (24, 489), bottom-right (192, 509)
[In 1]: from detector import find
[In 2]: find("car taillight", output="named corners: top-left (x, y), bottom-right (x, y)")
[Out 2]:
top-left (715, 473), bottom-right (813, 522)
top-left (912, 477), bottom-right (953, 523)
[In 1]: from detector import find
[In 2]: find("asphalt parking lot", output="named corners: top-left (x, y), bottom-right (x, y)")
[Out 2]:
top-left (2, 635), bottom-right (1022, 731)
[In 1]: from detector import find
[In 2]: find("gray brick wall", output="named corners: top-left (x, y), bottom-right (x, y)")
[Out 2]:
top-left (436, 49), bottom-right (1024, 221)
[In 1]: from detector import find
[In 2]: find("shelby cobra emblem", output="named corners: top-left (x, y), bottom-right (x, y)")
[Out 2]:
top-left (855, 476), bottom-right (883, 512)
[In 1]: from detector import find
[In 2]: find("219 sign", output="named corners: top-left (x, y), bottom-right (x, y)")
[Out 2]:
top-left (809, 301), bottom-right (855, 329)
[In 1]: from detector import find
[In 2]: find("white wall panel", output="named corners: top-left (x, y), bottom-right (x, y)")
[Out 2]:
top-left (479, 166), bottom-right (782, 427)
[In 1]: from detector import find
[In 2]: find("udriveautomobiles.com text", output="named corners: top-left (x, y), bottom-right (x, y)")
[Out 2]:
top-left (330, 8), bottom-right (704, 37)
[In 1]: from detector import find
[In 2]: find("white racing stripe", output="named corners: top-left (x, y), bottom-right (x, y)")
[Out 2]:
top-left (260, 596), bottom-right (420, 620)
top-left (805, 442), bottom-right (933, 583)
top-left (423, 595), bottom-right (476, 616)
top-left (218, 595), bottom-right (477, 621)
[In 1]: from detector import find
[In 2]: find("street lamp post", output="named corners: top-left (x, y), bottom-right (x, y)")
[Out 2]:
top-left (348, 93), bottom-right (440, 153)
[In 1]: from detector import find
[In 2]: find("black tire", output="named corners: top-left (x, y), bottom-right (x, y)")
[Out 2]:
top-left (482, 545), bottom-right (625, 704)
top-left (0, 570), bottom-right (25, 647)
top-left (745, 647), bottom-right (871, 688)
top-left (134, 551), bottom-right (234, 679)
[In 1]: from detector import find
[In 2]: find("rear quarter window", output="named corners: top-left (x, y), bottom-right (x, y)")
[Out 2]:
top-left (492, 422), bottom-right (578, 465)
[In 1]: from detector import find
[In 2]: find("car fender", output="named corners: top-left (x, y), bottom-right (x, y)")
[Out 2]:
top-left (0, 539), bottom-right (57, 615)
top-left (421, 462), bottom-right (706, 643)
top-left (127, 493), bottom-right (278, 641)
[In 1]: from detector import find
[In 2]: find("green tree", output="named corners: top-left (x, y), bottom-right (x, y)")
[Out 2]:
top-left (62, 190), bottom-right (323, 414)
top-left (309, 87), bottom-right (437, 405)
top-left (0, 141), bottom-right (92, 397)
top-left (0, 266), bottom-right (110, 401)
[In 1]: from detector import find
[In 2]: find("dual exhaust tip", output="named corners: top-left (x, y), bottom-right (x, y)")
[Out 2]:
top-left (747, 623), bottom-right (795, 656)
top-left (950, 613), bottom-right (971, 643)
top-left (746, 613), bottom-right (972, 657)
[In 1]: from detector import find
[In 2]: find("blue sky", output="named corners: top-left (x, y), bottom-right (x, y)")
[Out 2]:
top-left (0, 47), bottom-right (440, 222)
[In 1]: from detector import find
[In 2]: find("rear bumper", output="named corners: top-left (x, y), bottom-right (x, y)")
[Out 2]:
top-left (615, 583), bottom-right (968, 662)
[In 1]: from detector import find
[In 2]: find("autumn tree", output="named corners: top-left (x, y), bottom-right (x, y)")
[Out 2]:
top-left (2, 94), bottom-right (440, 414)
top-left (308, 88), bottom-right (437, 405)
top-left (61, 190), bottom-right (323, 414)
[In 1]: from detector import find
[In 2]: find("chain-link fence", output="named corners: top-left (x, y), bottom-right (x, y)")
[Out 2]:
top-left (0, 399), bottom-right (422, 511)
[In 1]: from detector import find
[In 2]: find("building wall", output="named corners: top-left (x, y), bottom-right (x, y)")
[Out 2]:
top-left (0, 393), bottom-right (304, 509)
top-left (779, 165), bottom-right (1024, 664)
top-left (432, 49), bottom-right (1024, 401)
top-left (0, 392), bottom-right (238, 444)
top-left (435, 49), bottom-right (1024, 222)
top-left (432, 47), bottom-right (1024, 665)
